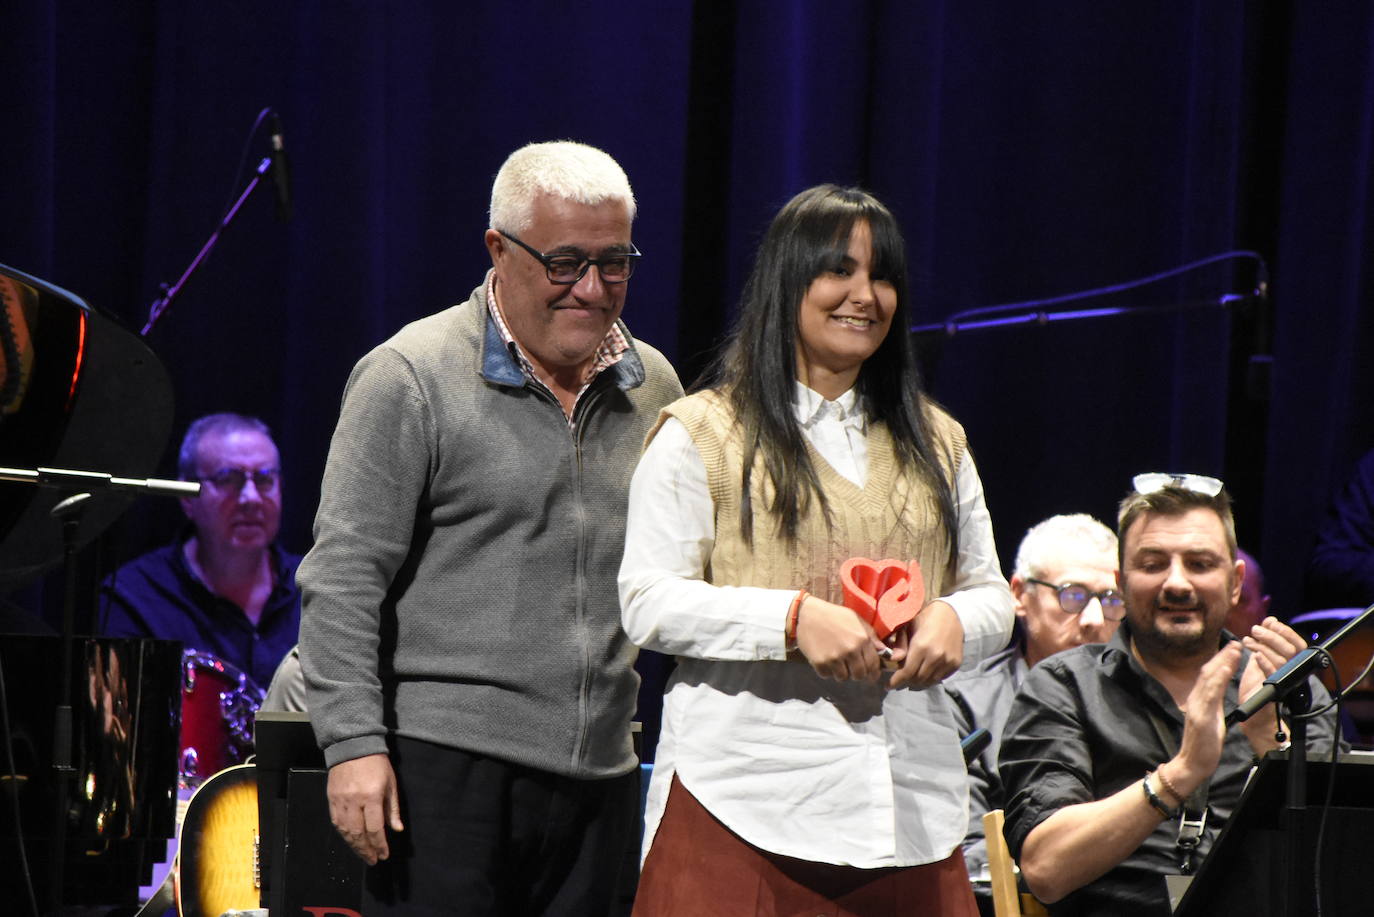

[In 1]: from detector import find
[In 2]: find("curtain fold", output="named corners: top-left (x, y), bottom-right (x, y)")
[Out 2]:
top-left (2, 0), bottom-right (1370, 623)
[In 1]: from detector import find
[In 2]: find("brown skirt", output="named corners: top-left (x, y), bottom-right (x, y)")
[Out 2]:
top-left (633, 774), bottom-right (978, 917)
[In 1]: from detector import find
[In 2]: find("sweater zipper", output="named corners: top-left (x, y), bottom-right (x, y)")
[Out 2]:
top-left (568, 381), bottom-right (606, 770)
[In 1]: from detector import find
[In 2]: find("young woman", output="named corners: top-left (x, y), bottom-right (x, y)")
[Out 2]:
top-left (620, 185), bottom-right (1014, 915)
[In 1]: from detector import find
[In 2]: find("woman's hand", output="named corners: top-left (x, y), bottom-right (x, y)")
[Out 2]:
top-left (795, 595), bottom-right (893, 681)
top-left (888, 600), bottom-right (964, 690)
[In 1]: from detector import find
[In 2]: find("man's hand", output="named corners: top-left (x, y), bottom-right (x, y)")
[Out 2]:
top-left (1239, 615), bottom-right (1307, 696)
top-left (1237, 616), bottom-right (1308, 754)
top-left (795, 595), bottom-right (894, 681)
top-left (1019, 642), bottom-right (1240, 904)
top-left (1166, 640), bottom-right (1244, 794)
top-left (327, 753), bottom-right (404, 865)
top-left (888, 600), bottom-right (964, 690)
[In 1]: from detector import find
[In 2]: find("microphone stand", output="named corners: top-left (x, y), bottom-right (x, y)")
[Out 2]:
top-left (140, 152), bottom-right (275, 336)
top-left (909, 248), bottom-right (1267, 338)
top-left (910, 294), bottom-right (1249, 337)
top-left (1227, 601), bottom-right (1374, 916)
top-left (0, 467), bottom-right (197, 909)
top-left (1282, 683), bottom-right (1314, 917)
top-left (46, 493), bottom-right (85, 914)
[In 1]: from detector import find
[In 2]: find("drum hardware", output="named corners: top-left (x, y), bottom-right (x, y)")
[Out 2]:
top-left (178, 650), bottom-right (265, 787)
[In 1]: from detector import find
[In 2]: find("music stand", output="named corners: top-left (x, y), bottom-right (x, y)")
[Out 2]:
top-left (254, 710), bottom-right (363, 913)
top-left (1173, 750), bottom-right (1374, 916)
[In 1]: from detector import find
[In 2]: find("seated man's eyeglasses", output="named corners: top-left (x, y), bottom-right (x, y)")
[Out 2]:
top-left (1026, 579), bottom-right (1127, 620)
top-left (499, 230), bottom-right (641, 284)
top-left (199, 467), bottom-right (280, 493)
top-left (1132, 472), bottom-right (1224, 497)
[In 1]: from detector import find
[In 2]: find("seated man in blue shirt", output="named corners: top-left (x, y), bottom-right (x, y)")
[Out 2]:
top-left (946, 513), bottom-right (1120, 901)
top-left (100, 412), bottom-right (301, 693)
top-left (999, 474), bottom-right (1341, 917)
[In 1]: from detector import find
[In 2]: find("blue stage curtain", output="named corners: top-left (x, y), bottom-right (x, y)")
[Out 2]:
top-left (2, 0), bottom-right (1371, 638)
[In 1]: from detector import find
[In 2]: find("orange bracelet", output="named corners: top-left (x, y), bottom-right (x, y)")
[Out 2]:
top-left (785, 590), bottom-right (809, 647)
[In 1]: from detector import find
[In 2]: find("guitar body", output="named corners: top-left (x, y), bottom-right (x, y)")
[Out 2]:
top-left (177, 763), bottom-right (259, 917)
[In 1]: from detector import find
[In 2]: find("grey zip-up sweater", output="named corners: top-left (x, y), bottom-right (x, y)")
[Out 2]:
top-left (299, 277), bottom-right (682, 778)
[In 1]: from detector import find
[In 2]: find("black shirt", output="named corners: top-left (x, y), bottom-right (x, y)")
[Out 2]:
top-left (999, 623), bottom-right (1340, 917)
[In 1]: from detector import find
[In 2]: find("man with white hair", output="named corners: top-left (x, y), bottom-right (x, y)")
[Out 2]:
top-left (945, 513), bottom-right (1121, 898)
top-left (298, 141), bottom-right (682, 915)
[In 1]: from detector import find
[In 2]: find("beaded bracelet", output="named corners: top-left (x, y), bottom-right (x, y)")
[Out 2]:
top-left (1142, 774), bottom-right (1179, 820)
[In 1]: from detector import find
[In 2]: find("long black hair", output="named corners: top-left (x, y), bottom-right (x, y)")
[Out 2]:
top-left (705, 184), bottom-right (958, 554)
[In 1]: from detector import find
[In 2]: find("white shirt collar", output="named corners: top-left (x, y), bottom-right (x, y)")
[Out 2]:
top-left (793, 380), bottom-right (864, 429)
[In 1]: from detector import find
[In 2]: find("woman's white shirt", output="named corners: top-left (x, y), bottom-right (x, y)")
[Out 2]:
top-left (619, 383), bottom-right (1013, 866)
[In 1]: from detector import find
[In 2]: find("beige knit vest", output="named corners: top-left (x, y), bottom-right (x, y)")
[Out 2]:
top-left (658, 390), bottom-right (967, 607)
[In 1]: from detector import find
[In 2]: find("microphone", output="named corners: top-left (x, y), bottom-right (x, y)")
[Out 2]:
top-left (960, 726), bottom-right (991, 765)
top-left (268, 112), bottom-right (292, 222)
top-left (1227, 601), bottom-right (1374, 726)
top-left (0, 466), bottom-right (202, 499)
top-left (1227, 647), bottom-right (1322, 726)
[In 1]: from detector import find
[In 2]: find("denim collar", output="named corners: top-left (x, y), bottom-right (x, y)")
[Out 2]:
top-left (479, 304), bottom-right (646, 392)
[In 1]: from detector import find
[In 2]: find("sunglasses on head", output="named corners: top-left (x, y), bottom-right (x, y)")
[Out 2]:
top-left (1132, 472), bottom-right (1224, 497)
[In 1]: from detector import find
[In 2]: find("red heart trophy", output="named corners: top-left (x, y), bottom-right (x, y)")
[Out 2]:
top-left (839, 557), bottom-right (926, 642)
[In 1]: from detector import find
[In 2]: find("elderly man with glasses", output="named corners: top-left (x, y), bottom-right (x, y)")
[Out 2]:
top-left (945, 513), bottom-right (1121, 909)
top-left (998, 474), bottom-right (1342, 917)
top-left (297, 141), bottom-right (682, 916)
top-left (100, 412), bottom-right (300, 694)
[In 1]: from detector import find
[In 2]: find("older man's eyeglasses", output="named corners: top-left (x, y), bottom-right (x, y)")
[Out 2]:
top-left (1026, 579), bottom-right (1127, 620)
top-left (1132, 472), bottom-right (1224, 497)
top-left (199, 467), bottom-right (279, 494)
top-left (499, 230), bottom-right (641, 284)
